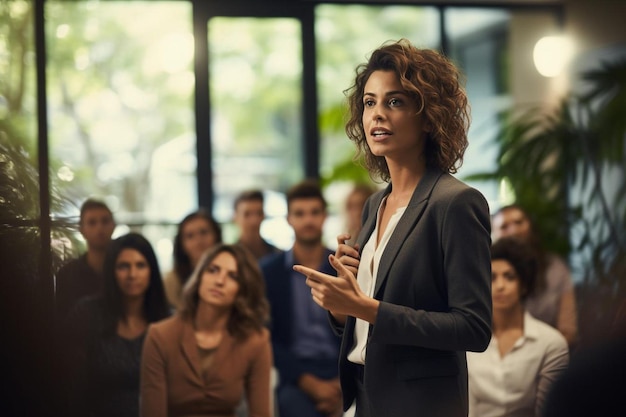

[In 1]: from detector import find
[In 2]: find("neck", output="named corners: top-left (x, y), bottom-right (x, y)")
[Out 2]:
top-left (492, 303), bottom-right (525, 333)
top-left (239, 230), bottom-right (263, 244)
top-left (86, 248), bottom-right (107, 274)
top-left (387, 159), bottom-right (426, 200)
top-left (292, 241), bottom-right (325, 269)
top-left (194, 302), bottom-right (230, 332)
top-left (122, 296), bottom-right (145, 320)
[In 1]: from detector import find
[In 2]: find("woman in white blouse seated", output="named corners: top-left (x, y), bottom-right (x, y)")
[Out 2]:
top-left (467, 237), bottom-right (569, 417)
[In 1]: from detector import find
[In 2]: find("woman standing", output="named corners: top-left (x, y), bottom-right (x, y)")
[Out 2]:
top-left (294, 39), bottom-right (492, 417)
top-left (163, 209), bottom-right (223, 310)
top-left (66, 233), bottom-right (170, 417)
top-left (140, 243), bottom-right (272, 417)
top-left (467, 237), bottom-right (569, 417)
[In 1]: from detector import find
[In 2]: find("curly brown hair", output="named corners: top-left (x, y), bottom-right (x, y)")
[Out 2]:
top-left (179, 243), bottom-right (269, 339)
top-left (345, 38), bottom-right (470, 181)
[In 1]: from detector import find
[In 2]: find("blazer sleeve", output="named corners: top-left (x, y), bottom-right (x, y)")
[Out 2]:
top-left (246, 330), bottom-right (273, 417)
top-left (140, 325), bottom-right (168, 417)
top-left (370, 187), bottom-right (493, 352)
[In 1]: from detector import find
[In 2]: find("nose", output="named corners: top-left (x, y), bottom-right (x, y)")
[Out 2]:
top-left (372, 106), bottom-right (385, 121)
top-left (214, 272), bottom-right (226, 286)
top-left (493, 276), bottom-right (504, 290)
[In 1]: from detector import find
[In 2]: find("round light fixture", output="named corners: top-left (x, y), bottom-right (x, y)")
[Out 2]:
top-left (533, 35), bottom-right (574, 77)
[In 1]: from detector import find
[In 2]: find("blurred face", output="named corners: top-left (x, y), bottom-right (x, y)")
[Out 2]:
top-left (115, 248), bottom-right (151, 299)
top-left (233, 200), bottom-right (264, 236)
top-left (491, 259), bottom-right (523, 311)
top-left (198, 251), bottom-right (240, 309)
top-left (362, 70), bottom-right (427, 161)
top-left (80, 208), bottom-right (115, 251)
top-left (182, 217), bottom-right (218, 267)
top-left (492, 208), bottom-right (532, 242)
top-left (287, 198), bottom-right (326, 245)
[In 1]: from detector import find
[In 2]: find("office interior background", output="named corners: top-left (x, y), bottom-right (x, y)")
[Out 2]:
top-left (1, 1), bottom-right (625, 415)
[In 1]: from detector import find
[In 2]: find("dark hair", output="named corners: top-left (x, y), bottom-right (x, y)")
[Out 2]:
top-left (173, 209), bottom-right (223, 285)
top-left (102, 233), bottom-right (170, 335)
top-left (345, 38), bottom-right (470, 182)
top-left (233, 189), bottom-right (264, 211)
top-left (493, 204), bottom-right (547, 293)
top-left (491, 237), bottom-right (539, 300)
top-left (179, 243), bottom-right (270, 339)
top-left (286, 179), bottom-right (327, 212)
top-left (79, 198), bottom-right (113, 224)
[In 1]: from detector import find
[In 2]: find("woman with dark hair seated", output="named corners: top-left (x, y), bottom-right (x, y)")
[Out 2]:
top-left (140, 243), bottom-right (273, 417)
top-left (66, 232), bottom-right (170, 417)
top-left (467, 237), bottom-right (569, 417)
top-left (163, 209), bottom-right (223, 311)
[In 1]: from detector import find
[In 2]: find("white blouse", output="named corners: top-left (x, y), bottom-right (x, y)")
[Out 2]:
top-left (466, 312), bottom-right (569, 417)
top-left (347, 196), bottom-right (406, 365)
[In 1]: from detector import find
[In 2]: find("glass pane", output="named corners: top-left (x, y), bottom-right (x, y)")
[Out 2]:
top-left (208, 17), bottom-right (302, 247)
top-left (445, 8), bottom-right (512, 210)
top-left (45, 1), bottom-right (194, 268)
top-left (0, 0), bottom-right (39, 218)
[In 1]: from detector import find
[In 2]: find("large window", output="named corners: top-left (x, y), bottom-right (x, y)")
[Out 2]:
top-left (208, 17), bottom-right (303, 247)
top-left (0, 0), bottom-right (564, 271)
top-left (45, 1), bottom-right (194, 270)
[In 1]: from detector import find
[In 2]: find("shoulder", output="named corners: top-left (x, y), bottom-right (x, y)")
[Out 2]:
top-left (56, 255), bottom-right (87, 276)
top-left (259, 251), bottom-right (285, 271)
top-left (526, 313), bottom-right (568, 351)
top-left (147, 315), bottom-right (185, 340)
top-left (546, 254), bottom-right (572, 276)
top-left (431, 173), bottom-right (487, 205)
top-left (240, 328), bottom-right (271, 353)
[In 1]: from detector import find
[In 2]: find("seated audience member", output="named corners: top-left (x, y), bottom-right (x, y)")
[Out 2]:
top-left (163, 209), bottom-right (222, 310)
top-left (260, 180), bottom-right (342, 417)
top-left (233, 189), bottom-right (282, 260)
top-left (343, 183), bottom-right (375, 246)
top-left (467, 237), bottom-right (569, 417)
top-left (492, 204), bottom-right (578, 346)
top-left (55, 198), bottom-right (116, 320)
top-left (65, 233), bottom-right (170, 417)
top-left (140, 243), bottom-right (273, 417)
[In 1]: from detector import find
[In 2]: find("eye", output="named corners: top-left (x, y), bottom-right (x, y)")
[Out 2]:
top-left (389, 97), bottom-right (402, 107)
top-left (363, 98), bottom-right (375, 107)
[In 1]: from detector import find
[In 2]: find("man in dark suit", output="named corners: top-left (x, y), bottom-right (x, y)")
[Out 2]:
top-left (55, 198), bottom-right (116, 321)
top-left (260, 180), bottom-right (342, 417)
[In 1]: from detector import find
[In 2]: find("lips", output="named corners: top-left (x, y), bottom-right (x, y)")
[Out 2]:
top-left (208, 289), bottom-right (224, 297)
top-left (370, 127), bottom-right (392, 141)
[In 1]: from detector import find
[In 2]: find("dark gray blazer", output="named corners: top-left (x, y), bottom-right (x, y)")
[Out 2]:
top-left (335, 167), bottom-right (492, 417)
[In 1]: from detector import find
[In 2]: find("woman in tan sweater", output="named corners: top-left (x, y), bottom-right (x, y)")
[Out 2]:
top-left (140, 243), bottom-right (272, 417)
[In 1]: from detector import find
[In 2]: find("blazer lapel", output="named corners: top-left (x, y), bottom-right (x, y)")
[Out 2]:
top-left (180, 320), bottom-right (204, 382)
top-left (373, 168), bottom-right (444, 297)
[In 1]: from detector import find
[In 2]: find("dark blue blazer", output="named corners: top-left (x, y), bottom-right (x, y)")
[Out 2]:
top-left (260, 249), bottom-right (341, 386)
top-left (333, 168), bottom-right (493, 417)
